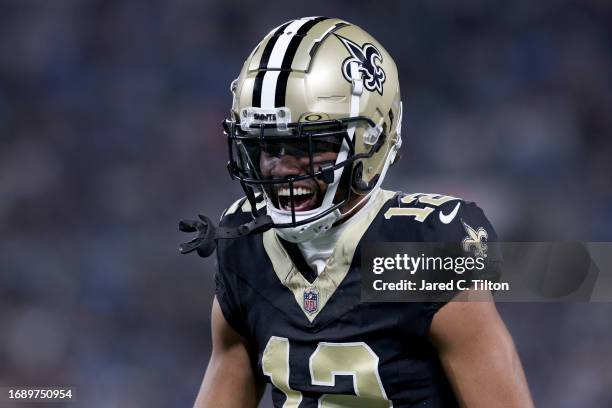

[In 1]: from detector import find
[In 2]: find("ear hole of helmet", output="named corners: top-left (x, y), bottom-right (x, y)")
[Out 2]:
top-left (352, 161), bottom-right (380, 193)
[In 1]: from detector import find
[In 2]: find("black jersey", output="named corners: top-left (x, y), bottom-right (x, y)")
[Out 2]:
top-left (214, 190), bottom-right (498, 407)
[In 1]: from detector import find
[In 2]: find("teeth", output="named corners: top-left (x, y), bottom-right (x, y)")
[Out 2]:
top-left (277, 187), bottom-right (314, 196)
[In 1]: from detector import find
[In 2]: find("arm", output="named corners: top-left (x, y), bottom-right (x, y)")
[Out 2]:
top-left (429, 291), bottom-right (534, 408)
top-left (193, 297), bottom-right (264, 408)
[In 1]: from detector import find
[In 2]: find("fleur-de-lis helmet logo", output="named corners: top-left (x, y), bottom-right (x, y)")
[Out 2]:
top-left (336, 34), bottom-right (386, 95)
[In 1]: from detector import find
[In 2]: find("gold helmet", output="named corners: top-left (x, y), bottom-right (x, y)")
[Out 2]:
top-left (224, 16), bottom-right (402, 242)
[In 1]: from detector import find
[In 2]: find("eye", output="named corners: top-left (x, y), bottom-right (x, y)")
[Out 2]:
top-left (312, 141), bottom-right (340, 154)
top-left (261, 143), bottom-right (284, 157)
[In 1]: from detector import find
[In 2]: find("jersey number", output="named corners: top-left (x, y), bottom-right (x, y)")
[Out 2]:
top-left (383, 193), bottom-right (458, 222)
top-left (262, 336), bottom-right (392, 407)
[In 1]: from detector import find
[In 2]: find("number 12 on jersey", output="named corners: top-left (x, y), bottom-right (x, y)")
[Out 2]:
top-left (262, 336), bottom-right (392, 407)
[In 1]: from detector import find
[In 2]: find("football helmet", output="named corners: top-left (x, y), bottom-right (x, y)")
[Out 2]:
top-left (224, 16), bottom-right (403, 243)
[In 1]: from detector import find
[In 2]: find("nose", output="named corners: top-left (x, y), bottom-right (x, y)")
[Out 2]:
top-left (270, 154), bottom-right (308, 178)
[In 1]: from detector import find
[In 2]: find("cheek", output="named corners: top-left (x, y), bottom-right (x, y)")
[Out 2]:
top-left (259, 155), bottom-right (275, 176)
top-left (320, 152), bottom-right (339, 162)
top-left (316, 178), bottom-right (328, 192)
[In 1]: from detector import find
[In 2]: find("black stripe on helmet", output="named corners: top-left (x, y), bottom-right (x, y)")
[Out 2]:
top-left (252, 21), bottom-right (293, 107)
top-left (274, 71), bottom-right (291, 107)
top-left (258, 21), bottom-right (292, 69)
top-left (274, 17), bottom-right (329, 107)
top-left (251, 70), bottom-right (266, 108)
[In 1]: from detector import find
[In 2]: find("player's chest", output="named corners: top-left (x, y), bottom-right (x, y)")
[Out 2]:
top-left (246, 300), bottom-right (438, 407)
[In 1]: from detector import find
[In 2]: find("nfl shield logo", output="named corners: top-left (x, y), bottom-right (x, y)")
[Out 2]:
top-left (303, 288), bottom-right (319, 314)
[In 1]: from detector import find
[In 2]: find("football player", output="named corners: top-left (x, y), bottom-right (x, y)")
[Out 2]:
top-left (182, 17), bottom-right (533, 407)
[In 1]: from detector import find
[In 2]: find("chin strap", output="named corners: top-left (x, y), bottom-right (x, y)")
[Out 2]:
top-left (178, 213), bottom-right (273, 258)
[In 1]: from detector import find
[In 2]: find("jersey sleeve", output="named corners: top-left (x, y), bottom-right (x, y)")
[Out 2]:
top-left (434, 199), bottom-right (503, 280)
top-left (418, 199), bottom-right (503, 334)
top-left (214, 261), bottom-right (249, 338)
top-left (213, 200), bottom-right (253, 338)
top-left (432, 199), bottom-right (499, 245)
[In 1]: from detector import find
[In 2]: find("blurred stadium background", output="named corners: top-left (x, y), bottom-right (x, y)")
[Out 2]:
top-left (1, 0), bottom-right (611, 406)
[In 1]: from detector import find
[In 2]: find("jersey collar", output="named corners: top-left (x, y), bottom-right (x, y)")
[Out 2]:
top-left (263, 189), bottom-right (395, 322)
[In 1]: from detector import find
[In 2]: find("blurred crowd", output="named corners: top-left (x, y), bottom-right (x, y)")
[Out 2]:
top-left (1, 0), bottom-right (611, 406)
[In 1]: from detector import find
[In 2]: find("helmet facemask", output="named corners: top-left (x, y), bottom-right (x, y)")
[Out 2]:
top-left (224, 115), bottom-right (384, 239)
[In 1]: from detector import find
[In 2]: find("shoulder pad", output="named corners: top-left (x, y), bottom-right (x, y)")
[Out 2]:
top-left (383, 192), bottom-right (498, 245)
top-left (384, 192), bottom-right (462, 222)
top-left (220, 194), bottom-right (266, 221)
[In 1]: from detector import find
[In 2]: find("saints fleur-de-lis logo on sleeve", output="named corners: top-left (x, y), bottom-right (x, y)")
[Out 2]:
top-left (336, 34), bottom-right (386, 95)
top-left (461, 221), bottom-right (488, 258)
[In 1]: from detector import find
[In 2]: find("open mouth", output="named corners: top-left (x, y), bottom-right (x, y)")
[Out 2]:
top-left (276, 185), bottom-right (320, 211)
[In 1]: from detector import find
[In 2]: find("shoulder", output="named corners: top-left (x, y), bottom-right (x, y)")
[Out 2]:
top-left (219, 194), bottom-right (266, 227)
top-left (376, 191), bottom-right (498, 243)
top-left (216, 194), bottom-right (269, 271)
